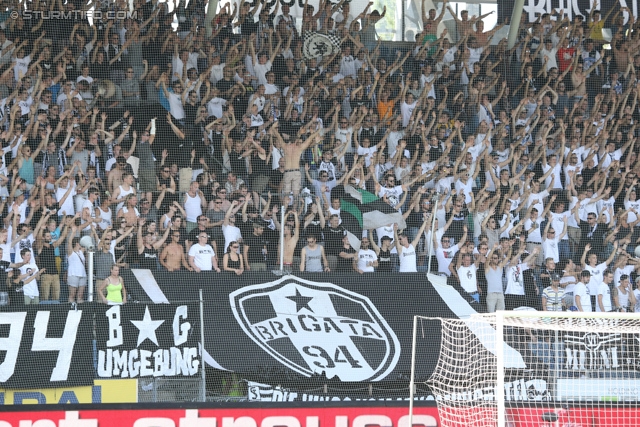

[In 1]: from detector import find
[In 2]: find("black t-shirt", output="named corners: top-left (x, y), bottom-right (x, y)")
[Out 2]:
top-left (445, 208), bottom-right (468, 242)
top-left (268, 169), bottom-right (284, 191)
top-left (324, 226), bottom-right (345, 256)
top-left (0, 260), bottom-right (9, 293)
top-left (337, 247), bottom-right (356, 272)
top-left (377, 248), bottom-right (392, 272)
top-left (216, 78), bottom-right (235, 95)
top-left (244, 233), bottom-right (268, 264)
top-left (238, 218), bottom-right (254, 240)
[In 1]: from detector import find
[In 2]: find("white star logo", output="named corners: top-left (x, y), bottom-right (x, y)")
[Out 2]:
top-left (131, 306), bottom-right (164, 347)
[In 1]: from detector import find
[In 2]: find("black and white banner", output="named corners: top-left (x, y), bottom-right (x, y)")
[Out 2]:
top-left (95, 303), bottom-right (201, 379)
top-left (498, 0), bottom-right (639, 24)
top-left (119, 272), bottom-right (459, 385)
top-left (0, 305), bottom-right (93, 388)
top-left (303, 31), bottom-right (341, 59)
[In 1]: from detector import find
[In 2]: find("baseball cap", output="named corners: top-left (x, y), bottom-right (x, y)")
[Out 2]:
top-left (550, 273), bottom-right (561, 281)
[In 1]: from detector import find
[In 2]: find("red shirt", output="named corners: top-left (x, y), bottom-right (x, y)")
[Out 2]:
top-left (557, 47), bottom-right (576, 72)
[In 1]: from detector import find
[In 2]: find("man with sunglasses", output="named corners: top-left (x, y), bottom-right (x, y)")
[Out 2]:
top-left (188, 232), bottom-right (220, 273)
top-left (160, 73), bottom-right (185, 122)
top-left (374, 170), bottom-right (423, 211)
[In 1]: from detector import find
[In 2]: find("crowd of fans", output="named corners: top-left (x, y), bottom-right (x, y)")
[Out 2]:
top-left (0, 0), bottom-right (639, 315)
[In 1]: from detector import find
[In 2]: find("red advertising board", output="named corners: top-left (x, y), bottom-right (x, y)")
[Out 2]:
top-left (0, 406), bottom-right (440, 427)
top-left (506, 406), bottom-right (640, 427)
top-left (2, 405), bottom-right (640, 427)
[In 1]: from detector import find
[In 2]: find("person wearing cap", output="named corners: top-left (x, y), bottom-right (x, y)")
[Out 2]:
top-left (574, 270), bottom-right (593, 312)
top-left (542, 273), bottom-right (565, 311)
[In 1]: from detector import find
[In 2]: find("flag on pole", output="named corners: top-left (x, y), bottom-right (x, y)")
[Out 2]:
top-left (302, 31), bottom-right (341, 59)
top-left (331, 185), bottom-right (406, 250)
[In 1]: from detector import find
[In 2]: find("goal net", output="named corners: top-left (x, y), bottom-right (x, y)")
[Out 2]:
top-left (412, 311), bottom-right (640, 427)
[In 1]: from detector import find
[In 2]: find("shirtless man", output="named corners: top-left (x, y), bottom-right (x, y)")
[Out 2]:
top-left (569, 49), bottom-right (603, 98)
top-left (107, 156), bottom-right (128, 193)
top-left (422, 0), bottom-right (447, 36)
top-left (277, 125), bottom-right (321, 207)
top-left (473, 19), bottom-right (504, 46)
top-left (160, 229), bottom-right (192, 271)
top-left (447, 6), bottom-right (493, 40)
top-left (280, 210), bottom-right (299, 270)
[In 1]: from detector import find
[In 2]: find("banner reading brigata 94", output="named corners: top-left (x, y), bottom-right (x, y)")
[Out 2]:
top-left (119, 271), bottom-right (459, 385)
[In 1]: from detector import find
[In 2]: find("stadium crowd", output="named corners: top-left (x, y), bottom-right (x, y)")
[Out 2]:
top-left (0, 0), bottom-right (639, 314)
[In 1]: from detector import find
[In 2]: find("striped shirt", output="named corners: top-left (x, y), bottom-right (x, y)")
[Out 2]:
top-left (542, 286), bottom-right (565, 312)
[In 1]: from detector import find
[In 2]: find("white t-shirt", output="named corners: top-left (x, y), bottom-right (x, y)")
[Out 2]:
top-left (574, 281), bottom-right (592, 312)
top-left (505, 263), bottom-right (529, 296)
top-left (458, 264), bottom-right (478, 293)
top-left (188, 243), bottom-right (215, 271)
top-left (550, 212), bottom-right (569, 240)
top-left (14, 235), bottom-right (34, 264)
top-left (167, 92), bottom-right (185, 120)
top-left (398, 244), bottom-right (417, 272)
top-left (81, 199), bottom-right (96, 231)
top-left (585, 262), bottom-right (607, 296)
top-left (436, 244), bottom-right (458, 276)
top-left (13, 55), bottom-right (31, 81)
top-left (68, 250), bottom-right (87, 277)
top-left (524, 217), bottom-right (543, 243)
top-left (222, 224), bottom-right (242, 253)
top-left (378, 185), bottom-right (404, 209)
top-left (527, 190), bottom-right (549, 214)
top-left (596, 282), bottom-right (613, 312)
top-left (20, 262), bottom-right (39, 298)
top-left (542, 236), bottom-right (560, 262)
top-left (356, 145), bottom-right (377, 167)
top-left (207, 97), bottom-right (227, 119)
top-left (400, 101), bottom-right (417, 128)
top-left (356, 249), bottom-right (377, 273)
top-left (253, 61), bottom-right (272, 86)
top-left (614, 265), bottom-right (634, 289)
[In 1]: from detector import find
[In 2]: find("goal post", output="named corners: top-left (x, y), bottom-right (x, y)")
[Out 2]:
top-left (410, 311), bottom-right (640, 427)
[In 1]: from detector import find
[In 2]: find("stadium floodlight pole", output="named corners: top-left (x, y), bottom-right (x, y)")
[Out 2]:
top-left (280, 204), bottom-right (285, 272)
top-left (408, 315), bottom-right (418, 424)
top-left (205, 0), bottom-right (219, 37)
top-left (426, 192), bottom-right (440, 274)
top-left (199, 289), bottom-right (206, 402)
top-left (507, 0), bottom-right (527, 50)
top-left (496, 311), bottom-right (506, 427)
top-left (88, 250), bottom-right (94, 302)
